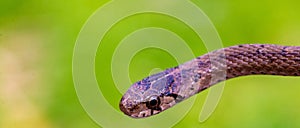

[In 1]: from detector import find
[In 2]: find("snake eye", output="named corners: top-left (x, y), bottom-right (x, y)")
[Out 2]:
top-left (146, 96), bottom-right (160, 108)
top-left (149, 98), bottom-right (158, 106)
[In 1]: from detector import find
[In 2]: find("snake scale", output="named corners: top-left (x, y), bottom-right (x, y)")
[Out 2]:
top-left (119, 44), bottom-right (300, 118)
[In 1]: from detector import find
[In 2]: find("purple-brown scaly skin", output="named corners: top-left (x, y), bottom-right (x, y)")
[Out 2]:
top-left (119, 44), bottom-right (300, 118)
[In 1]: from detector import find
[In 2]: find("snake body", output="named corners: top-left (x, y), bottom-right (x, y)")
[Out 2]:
top-left (119, 44), bottom-right (300, 118)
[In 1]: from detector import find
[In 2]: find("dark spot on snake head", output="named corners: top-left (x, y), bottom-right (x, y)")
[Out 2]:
top-left (260, 45), bottom-right (265, 48)
top-left (198, 61), bottom-right (206, 68)
top-left (166, 93), bottom-right (178, 99)
top-left (150, 109), bottom-right (153, 115)
top-left (166, 75), bottom-right (175, 85)
top-left (193, 79), bottom-right (198, 82)
top-left (141, 77), bottom-right (150, 84)
top-left (193, 73), bottom-right (201, 82)
top-left (175, 95), bottom-right (184, 103)
top-left (238, 45), bottom-right (243, 47)
top-left (164, 68), bottom-right (174, 74)
top-left (196, 73), bottom-right (202, 78)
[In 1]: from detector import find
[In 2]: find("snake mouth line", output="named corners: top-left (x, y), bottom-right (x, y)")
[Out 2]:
top-left (120, 93), bottom-right (181, 118)
top-left (119, 102), bottom-right (159, 118)
top-left (119, 97), bottom-right (162, 118)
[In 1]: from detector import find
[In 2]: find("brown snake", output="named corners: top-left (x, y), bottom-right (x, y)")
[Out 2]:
top-left (119, 44), bottom-right (300, 118)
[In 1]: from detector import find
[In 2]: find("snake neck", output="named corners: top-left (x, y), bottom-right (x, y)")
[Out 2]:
top-left (195, 44), bottom-right (300, 92)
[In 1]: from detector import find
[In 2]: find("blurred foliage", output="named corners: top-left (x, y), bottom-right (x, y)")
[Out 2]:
top-left (1, 0), bottom-right (300, 128)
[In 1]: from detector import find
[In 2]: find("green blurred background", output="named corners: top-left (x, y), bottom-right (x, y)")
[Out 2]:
top-left (1, 0), bottom-right (300, 128)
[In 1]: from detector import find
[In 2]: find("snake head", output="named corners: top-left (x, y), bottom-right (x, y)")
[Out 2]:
top-left (119, 91), bottom-right (180, 118)
top-left (119, 71), bottom-right (182, 118)
top-left (119, 93), bottom-right (164, 118)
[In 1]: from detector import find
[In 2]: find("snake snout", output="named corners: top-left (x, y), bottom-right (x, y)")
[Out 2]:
top-left (119, 102), bottom-right (130, 116)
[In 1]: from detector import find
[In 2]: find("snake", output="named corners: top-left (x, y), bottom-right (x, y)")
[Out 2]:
top-left (119, 44), bottom-right (300, 118)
